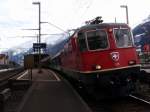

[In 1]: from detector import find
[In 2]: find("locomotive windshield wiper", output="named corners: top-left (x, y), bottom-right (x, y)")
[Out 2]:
top-left (117, 26), bottom-right (122, 36)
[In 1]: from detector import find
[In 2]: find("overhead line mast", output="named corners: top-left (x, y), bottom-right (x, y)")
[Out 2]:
top-left (32, 1), bottom-right (42, 73)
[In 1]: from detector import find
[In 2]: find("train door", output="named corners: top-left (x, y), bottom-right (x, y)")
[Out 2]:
top-left (71, 36), bottom-right (80, 70)
top-left (76, 32), bottom-right (88, 70)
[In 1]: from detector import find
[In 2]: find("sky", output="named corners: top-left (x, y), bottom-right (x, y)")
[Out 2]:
top-left (0, 0), bottom-right (150, 51)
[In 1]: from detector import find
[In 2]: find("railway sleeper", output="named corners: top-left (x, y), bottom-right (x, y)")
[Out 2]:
top-left (0, 88), bottom-right (11, 111)
top-left (9, 79), bottom-right (32, 90)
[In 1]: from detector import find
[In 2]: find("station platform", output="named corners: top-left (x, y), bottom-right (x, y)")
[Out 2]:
top-left (17, 69), bottom-right (92, 112)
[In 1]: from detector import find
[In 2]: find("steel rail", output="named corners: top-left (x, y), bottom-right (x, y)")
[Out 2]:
top-left (129, 94), bottom-right (150, 105)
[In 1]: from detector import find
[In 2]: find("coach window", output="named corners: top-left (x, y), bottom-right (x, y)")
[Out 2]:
top-left (86, 30), bottom-right (108, 50)
top-left (77, 32), bottom-right (87, 51)
top-left (114, 28), bottom-right (133, 48)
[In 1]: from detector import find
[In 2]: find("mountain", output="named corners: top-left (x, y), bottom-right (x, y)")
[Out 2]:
top-left (132, 16), bottom-right (150, 50)
top-left (2, 34), bottom-right (70, 65)
top-left (48, 37), bottom-right (69, 56)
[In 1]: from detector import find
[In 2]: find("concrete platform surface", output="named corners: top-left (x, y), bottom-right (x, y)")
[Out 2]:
top-left (17, 69), bottom-right (92, 112)
top-left (17, 69), bottom-right (59, 81)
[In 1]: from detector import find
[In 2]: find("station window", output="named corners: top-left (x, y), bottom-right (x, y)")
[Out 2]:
top-left (77, 32), bottom-right (87, 51)
top-left (86, 30), bottom-right (108, 50)
top-left (114, 28), bottom-right (133, 48)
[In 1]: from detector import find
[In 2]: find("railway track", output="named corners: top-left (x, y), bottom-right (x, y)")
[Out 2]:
top-left (110, 96), bottom-right (150, 112)
top-left (74, 82), bottom-right (150, 112)
top-left (129, 94), bottom-right (150, 104)
top-left (0, 68), bottom-right (24, 81)
top-left (81, 94), bottom-right (150, 112)
top-left (0, 68), bottom-right (25, 90)
top-left (0, 68), bottom-right (31, 112)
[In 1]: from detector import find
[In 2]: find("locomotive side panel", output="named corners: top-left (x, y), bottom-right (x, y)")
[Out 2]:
top-left (60, 36), bottom-right (82, 71)
top-left (80, 48), bottom-right (140, 72)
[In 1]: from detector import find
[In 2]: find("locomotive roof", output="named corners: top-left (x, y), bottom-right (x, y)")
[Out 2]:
top-left (78, 23), bottom-right (129, 31)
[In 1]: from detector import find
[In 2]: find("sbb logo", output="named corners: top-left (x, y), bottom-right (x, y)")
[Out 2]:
top-left (110, 52), bottom-right (119, 61)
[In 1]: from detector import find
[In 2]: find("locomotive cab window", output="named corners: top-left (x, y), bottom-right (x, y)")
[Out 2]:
top-left (114, 28), bottom-right (133, 48)
top-left (77, 32), bottom-right (87, 51)
top-left (86, 30), bottom-right (108, 50)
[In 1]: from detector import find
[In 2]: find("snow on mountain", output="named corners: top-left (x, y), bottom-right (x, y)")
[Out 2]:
top-left (132, 15), bottom-right (150, 48)
top-left (1, 33), bottom-right (70, 64)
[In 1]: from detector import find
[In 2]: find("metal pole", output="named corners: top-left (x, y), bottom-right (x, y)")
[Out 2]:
top-left (126, 6), bottom-right (129, 25)
top-left (30, 68), bottom-right (32, 81)
top-left (38, 2), bottom-right (42, 73)
top-left (39, 2), bottom-right (41, 44)
top-left (120, 5), bottom-right (129, 25)
top-left (115, 17), bottom-right (117, 23)
top-left (32, 2), bottom-right (42, 73)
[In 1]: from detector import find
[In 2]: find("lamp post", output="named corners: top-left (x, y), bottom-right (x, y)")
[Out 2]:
top-left (120, 5), bottom-right (129, 25)
top-left (32, 2), bottom-right (42, 72)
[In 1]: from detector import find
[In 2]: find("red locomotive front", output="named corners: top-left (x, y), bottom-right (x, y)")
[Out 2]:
top-left (52, 22), bottom-right (141, 96)
top-left (76, 24), bottom-right (140, 72)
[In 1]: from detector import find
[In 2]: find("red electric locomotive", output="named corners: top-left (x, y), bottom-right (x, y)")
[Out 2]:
top-left (51, 18), bottom-right (141, 96)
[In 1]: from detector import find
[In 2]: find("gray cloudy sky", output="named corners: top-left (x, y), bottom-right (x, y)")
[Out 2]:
top-left (0, 0), bottom-right (150, 50)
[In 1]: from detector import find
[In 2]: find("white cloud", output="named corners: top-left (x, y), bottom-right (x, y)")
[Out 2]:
top-left (0, 0), bottom-right (150, 51)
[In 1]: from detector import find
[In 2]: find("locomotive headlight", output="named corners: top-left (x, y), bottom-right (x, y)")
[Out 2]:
top-left (108, 28), bottom-right (113, 33)
top-left (128, 60), bottom-right (136, 65)
top-left (95, 65), bottom-right (101, 70)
